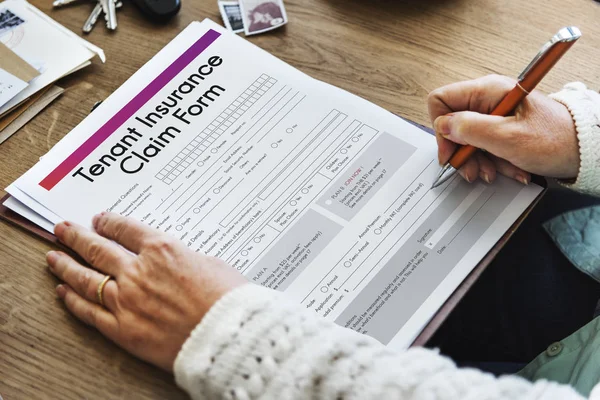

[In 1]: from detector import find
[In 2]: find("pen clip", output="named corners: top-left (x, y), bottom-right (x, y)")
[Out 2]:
top-left (518, 26), bottom-right (581, 81)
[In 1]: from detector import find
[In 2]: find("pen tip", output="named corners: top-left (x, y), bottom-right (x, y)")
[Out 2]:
top-left (432, 163), bottom-right (458, 189)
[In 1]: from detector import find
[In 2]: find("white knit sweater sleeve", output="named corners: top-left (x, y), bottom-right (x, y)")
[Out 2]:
top-left (549, 82), bottom-right (600, 196)
top-left (174, 284), bottom-right (585, 400)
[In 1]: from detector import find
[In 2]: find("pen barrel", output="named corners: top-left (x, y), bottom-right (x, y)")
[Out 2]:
top-left (448, 85), bottom-right (526, 169)
top-left (448, 85), bottom-right (527, 169)
top-left (490, 85), bottom-right (528, 116)
top-left (519, 39), bottom-right (577, 92)
top-left (448, 144), bottom-right (477, 169)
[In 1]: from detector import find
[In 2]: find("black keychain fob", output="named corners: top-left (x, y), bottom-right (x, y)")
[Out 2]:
top-left (132, 0), bottom-right (181, 22)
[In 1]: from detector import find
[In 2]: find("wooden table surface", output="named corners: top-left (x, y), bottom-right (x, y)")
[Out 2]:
top-left (1, 0), bottom-right (599, 398)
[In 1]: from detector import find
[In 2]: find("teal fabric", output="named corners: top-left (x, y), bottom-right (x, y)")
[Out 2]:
top-left (517, 317), bottom-right (600, 397)
top-left (544, 206), bottom-right (600, 282)
top-left (517, 205), bottom-right (600, 396)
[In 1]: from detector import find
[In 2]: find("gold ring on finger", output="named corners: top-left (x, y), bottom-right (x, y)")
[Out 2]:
top-left (97, 275), bottom-right (112, 307)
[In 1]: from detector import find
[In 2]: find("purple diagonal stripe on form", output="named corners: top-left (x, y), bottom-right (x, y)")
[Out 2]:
top-left (40, 28), bottom-right (221, 190)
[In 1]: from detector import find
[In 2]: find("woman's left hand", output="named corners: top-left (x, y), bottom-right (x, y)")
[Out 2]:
top-left (47, 212), bottom-right (247, 372)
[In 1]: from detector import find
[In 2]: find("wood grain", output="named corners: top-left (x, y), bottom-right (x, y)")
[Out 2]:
top-left (1, 0), bottom-right (599, 398)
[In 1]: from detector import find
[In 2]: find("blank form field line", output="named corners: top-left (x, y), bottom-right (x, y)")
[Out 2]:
top-left (301, 241), bottom-right (360, 303)
top-left (155, 183), bottom-right (183, 210)
top-left (385, 159), bottom-right (434, 213)
top-left (257, 94), bottom-right (306, 143)
top-left (173, 167), bottom-right (223, 217)
top-left (163, 173), bottom-right (220, 215)
top-left (257, 112), bottom-right (346, 200)
top-left (251, 89), bottom-right (298, 142)
top-left (447, 190), bottom-right (495, 247)
top-left (213, 178), bottom-right (245, 208)
top-left (239, 233), bottom-right (280, 274)
top-left (350, 178), bottom-right (459, 291)
top-left (178, 176), bottom-right (224, 220)
top-left (252, 85), bottom-right (286, 119)
top-left (246, 87), bottom-right (292, 142)
top-left (191, 179), bottom-right (245, 231)
top-left (425, 184), bottom-right (486, 249)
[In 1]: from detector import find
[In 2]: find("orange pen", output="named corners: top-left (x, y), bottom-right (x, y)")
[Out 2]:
top-left (431, 26), bottom-right (582, 189)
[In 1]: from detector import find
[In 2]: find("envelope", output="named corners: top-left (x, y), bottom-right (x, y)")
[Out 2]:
top-left (0, 42), bottom-right (39, 82)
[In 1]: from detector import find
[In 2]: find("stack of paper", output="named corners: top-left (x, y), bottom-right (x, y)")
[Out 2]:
top-left (0, 0), bottom-right (104, 143)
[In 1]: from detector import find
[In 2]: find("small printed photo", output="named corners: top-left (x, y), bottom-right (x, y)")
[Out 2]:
top-left (247, 2), bottom-right (285, 32)
top-left (224, 4), bottom-right (244, 32)
top-left (219, 1), bottom-right (244, 33)
top-left (0, 9), bottom-right (25, 36)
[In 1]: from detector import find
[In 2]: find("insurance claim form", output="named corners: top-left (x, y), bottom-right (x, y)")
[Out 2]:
top-left (6, 19), bottom-right (543, 348)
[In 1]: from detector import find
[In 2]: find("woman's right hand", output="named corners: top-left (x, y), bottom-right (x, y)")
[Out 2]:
top-left (428, 74), bottom-right (580, 184)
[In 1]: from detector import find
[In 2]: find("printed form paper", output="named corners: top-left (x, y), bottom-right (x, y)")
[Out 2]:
top-left (0, 67), bottom-right (27, 108)
top-left (8, 20), bottom-right (543, 349)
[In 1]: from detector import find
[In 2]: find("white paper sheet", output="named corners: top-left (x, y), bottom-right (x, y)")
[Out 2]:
top-left (7, 184), bottom-right (62, 224)
top-left (3, 195), bottom-right (54, 232)
top-left (7, 20), bottom-right (543, 349)
top-left (0, 67), bottom-right (27, 108)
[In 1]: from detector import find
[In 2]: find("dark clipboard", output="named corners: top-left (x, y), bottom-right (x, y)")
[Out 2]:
top-left (0, 119), bottom-right (547, 346)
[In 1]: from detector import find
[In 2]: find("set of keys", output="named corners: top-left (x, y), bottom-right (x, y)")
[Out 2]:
top-left (53, 0), bottom-right (120, 33)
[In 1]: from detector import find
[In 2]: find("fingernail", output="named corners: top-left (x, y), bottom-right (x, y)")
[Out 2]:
top-left (434, 115), bottom-right (452, 136)
top-left (92, 214), bottom-right (101, 229)
top-left (94, 212), bottom-right (108, 230)
top-left (464, 172), bottom-right (472, 183)
top-left (46, 251), bottom-right (58, 265)
top-left (56, 284), bottom-right (66, 299)
top-left (516, 174), bottom-right (529, 185)
top-left (53, 221), bottom-right (71, 237)
top-left (483, 173), bottom-right (491, 184)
